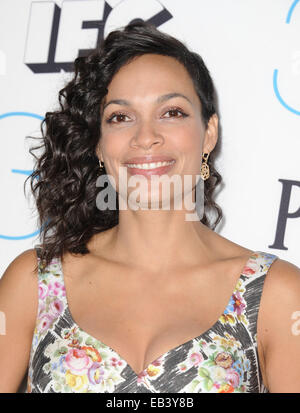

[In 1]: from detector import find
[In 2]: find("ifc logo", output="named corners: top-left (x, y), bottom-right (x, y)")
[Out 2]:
top-left (24, 0), bottom-right (173, 74)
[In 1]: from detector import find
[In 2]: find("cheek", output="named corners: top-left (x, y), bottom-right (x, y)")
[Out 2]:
top-left (174, 116), bottom-right (203, 140)
top-left (173, 125), bottom-right (204, 175)
top-left (173, 125), bottom-right (203, 155)
top-left (100, 133), bottom-right (128, 165)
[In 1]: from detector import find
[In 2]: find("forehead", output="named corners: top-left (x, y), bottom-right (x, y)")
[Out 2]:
top-left (103, 54), bottom-right (199, 105)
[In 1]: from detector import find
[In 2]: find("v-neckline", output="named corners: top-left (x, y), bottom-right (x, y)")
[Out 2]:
top-left (56, 251), bottom-right (260, 377)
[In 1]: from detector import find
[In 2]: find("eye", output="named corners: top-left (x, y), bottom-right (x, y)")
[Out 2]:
top-left (105, 112), bottom-right (131, 124)
top-left (162, 107), bottom-right (188, 119)
top-left (105, 106), bottom-right (188, 124)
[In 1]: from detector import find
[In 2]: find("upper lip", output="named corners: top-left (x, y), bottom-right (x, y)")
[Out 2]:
top-left (123, 155), bottom-right (175, 164)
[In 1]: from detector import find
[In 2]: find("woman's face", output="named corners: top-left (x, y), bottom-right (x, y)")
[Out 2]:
top-left (97, 53), bottom-right (218, 210)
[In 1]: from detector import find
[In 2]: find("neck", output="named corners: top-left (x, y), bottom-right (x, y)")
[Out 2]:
top-left (109, 208), bottom-right (215, 273)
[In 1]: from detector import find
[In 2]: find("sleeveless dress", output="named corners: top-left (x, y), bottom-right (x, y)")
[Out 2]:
top-left (26, 246), bottom-right (278, 393)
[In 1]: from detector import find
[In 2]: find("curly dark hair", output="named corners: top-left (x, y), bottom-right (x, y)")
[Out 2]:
top-left (25, 20), bottom-right (223, 270)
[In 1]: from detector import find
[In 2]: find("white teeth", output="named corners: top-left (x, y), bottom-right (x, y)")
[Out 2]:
top-left (125, 160), bottom-right (175, 170)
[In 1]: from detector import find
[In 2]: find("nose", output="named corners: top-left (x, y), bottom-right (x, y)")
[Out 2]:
top-left (130, 119), bottom-right (164, 150)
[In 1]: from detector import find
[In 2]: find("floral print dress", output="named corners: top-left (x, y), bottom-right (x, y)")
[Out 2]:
top-left (26, 247), bottom-right (278, 393)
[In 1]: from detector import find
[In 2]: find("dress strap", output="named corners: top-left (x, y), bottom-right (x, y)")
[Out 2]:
top-left (240, 251), bottom-right (279, 344)
top-left (241, 251), bottom-right (278, 279)
top-left (33, 245), bottom-right (67, 334)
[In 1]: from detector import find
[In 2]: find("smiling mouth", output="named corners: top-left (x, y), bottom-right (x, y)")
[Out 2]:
top-left (124, 160), bottom-right (176, 170)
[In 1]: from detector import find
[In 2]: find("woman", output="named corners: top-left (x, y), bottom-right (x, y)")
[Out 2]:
top-left (0, 21), bottom-right (299, 393)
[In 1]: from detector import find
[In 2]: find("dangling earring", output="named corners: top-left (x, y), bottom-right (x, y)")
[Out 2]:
top-left (99, 159), bottom-right (104, 170)
top-left (200, 152), bottom-right (210, 180)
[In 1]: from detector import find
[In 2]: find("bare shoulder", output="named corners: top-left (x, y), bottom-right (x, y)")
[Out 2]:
top-left (1, 248), bottom-right (38, 283)
top-left (258, 256), bottom-right (300, 329)
top-left (262, 257), bottom-right (300, 308)
top-left (0, 248), bottom-right (39, 333)
top-left (0, 248), bottom-right (39, 392)
top-left (258, 256), bottom-right (300, 392)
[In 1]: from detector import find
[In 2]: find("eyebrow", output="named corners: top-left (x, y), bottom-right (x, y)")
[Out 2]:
top-left (102, 92), bottom-right (193, 111)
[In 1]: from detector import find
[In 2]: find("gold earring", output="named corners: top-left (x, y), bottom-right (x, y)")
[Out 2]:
top-left (200, 152), bottom-right (210, 180)
top-left (99, 159), bottom-right (104, 169)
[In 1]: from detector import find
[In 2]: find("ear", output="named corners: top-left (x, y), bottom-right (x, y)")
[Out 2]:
top-left (203, 113), bottom-right (218, 153)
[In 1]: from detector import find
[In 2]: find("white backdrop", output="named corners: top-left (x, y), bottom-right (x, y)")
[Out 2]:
top-left (0, 0), bottom-right (299, 277)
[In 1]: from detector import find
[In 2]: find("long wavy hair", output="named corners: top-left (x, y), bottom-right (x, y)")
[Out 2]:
top-left (25, 20), bottom-right (223, 269)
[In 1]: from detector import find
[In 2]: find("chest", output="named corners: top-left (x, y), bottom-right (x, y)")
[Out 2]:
top-left (60, 259), bottom-right (244, 376)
